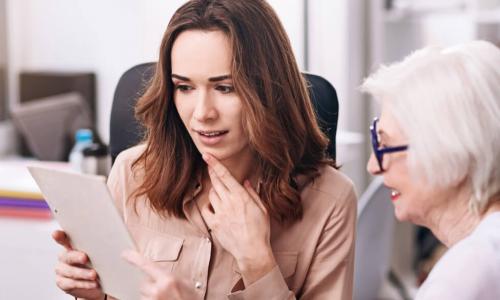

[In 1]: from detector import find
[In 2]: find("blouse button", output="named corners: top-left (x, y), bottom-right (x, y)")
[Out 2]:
top-left (195, 281), bottom-right (203, 289)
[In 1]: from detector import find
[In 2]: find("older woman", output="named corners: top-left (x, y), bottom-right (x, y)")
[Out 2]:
top-left (363, 40), bottom-right (500, 299)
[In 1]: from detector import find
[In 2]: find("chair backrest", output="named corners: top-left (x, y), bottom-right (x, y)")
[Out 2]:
top-left (354, 176), bottom-right (395, 300)
top-left (109, 63), bottom-right (339, 163)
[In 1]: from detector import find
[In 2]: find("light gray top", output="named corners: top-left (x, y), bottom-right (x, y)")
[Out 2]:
top-left (416, 212), bottom-right (500, 300)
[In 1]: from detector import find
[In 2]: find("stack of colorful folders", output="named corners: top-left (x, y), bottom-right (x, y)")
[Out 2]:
top-left (0, 161), bottom-right (56, 220)
top-left (0, 189), bottom-right (51, 219)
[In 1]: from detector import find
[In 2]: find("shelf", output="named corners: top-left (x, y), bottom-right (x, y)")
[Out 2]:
top-left (384, 7), bottom-right (467, 23)
top-left (385, 0), bottom-right (466, 22)
top-left (390, 0), bottom-right (466, 12)
top-left (384, 7), bottom-right (500, 25)
top-left (473, 9), bottom-right (500, 24)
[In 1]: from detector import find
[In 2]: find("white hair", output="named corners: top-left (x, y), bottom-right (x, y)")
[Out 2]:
top-left (362, 40), bottom-right (500, 212)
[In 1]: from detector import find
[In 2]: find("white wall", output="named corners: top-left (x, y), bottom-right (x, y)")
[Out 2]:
top-left (0, 0), bottom-right (7, 121)
top-left (268, 0), bottom-right (305, 68)
top-left (6, 0), bottom-right (305, 143)
top-left (308, 0), bottom-right (367, 191)
top-left (307, 0), bottom-right (368, 130)
top-left (308, 1), bottom-right (348, 127)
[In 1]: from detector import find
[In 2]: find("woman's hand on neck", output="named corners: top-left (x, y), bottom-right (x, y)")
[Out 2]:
top-left (204, 149), bottom-right (257, 185)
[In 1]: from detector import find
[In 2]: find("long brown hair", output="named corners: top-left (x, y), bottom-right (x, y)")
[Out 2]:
top-left (133, 0), bottom-right (332, 223)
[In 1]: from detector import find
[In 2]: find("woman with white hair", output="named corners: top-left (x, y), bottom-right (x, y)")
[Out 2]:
top-left (363, 40), bottom-right (500, 299)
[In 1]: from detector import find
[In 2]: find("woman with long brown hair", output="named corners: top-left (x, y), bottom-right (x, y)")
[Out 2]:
top-left (52, 1), bottom-right (357, 299)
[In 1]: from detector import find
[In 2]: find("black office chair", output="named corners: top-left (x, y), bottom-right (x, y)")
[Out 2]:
top-left (110, 62), bottom-right (339, 164)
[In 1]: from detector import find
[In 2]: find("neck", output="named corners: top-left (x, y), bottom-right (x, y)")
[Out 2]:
top-left (425, 191), bottom-right (500, 247)
top-left (424, 187), bottom-right (479, 247)
top-left (223, 154), bottom-right (255, 184)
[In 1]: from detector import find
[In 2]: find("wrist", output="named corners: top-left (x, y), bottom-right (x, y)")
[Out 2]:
top-left (76, 293), bottom-right (106, 300)
top-left (237, 247), bottom-right (276, 286)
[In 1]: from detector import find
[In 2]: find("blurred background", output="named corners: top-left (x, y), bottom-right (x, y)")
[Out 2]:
top-left (0, 0), bottom-right (499, 299)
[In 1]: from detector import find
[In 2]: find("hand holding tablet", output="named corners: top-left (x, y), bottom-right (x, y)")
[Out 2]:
top-left (29, 166), bottom-right (142, 300)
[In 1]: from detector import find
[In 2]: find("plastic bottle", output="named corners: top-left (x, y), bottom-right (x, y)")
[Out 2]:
top-left (69, 129), bottom-right (93, 173)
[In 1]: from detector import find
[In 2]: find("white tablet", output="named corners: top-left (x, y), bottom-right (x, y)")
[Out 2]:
top-left (28, 166), bottom-right (142, 300)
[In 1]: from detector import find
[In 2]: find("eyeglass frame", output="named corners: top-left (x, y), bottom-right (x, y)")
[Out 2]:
top-left (370, 117), bottom-right (409, 172)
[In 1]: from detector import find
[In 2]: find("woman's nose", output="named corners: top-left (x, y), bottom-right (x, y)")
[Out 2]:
top-left (367, 153), bottom-right (381, 175)
top-left (193, 91), bottom-right (217, 121)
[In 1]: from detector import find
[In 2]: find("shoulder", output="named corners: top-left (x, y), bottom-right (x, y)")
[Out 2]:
top-left (307, 166), bottom-right (357, 208)
top-left (114, 144), bottom-right (147, 168)
top-left (418, 229), bottom-right (500, 299)
top-left (108, 144), bottom-right (146, 187)
top-left (310, 166), bottom-right (355, 194)
top-left (446, 215), bottom-right (500, 265)
top-left (300, 166), bottom-right (357, 221)
top-left (438, 226), bottom-right (500, 272)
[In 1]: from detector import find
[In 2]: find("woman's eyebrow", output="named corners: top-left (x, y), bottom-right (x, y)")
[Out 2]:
top-left (171, 74), bottom-right (190, 82)
top-left (171, 74), bottom-right (191, 81)
top-left (208, 75), bottom-right (231, 82)
top-left (171, 74), bottom-right (231, 82)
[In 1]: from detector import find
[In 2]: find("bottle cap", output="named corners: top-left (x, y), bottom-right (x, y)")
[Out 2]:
top-left (75, 129), bottom-right (93, 143)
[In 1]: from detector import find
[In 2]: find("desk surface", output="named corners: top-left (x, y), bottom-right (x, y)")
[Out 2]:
top-left (0, 218), bottom-right (66, 299)
top-left (0, 159), bottom-right (70, 299)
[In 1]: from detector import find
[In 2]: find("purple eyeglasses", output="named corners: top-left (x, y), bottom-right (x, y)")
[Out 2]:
top-left (370, 117), bottom-right (408, 172)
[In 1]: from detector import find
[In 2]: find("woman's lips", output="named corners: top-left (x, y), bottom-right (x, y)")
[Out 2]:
top-left (391, 190), bottom-right (401, 202)
top-left (196, 130), bottom-right (229, 146)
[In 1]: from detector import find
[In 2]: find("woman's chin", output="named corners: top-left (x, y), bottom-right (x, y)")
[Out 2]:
top-left (198, 149), bottom-right (232, 163)
top-left (394, 205), bottom-right (424, 225)
top-left (195, 145), bottom-right (222, 159)
top-left (393, 205), bottom-right (410, 222)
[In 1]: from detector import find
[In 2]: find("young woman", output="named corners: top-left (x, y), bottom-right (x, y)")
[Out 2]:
top-left (364, 40), bottom-right (500, 299)
top-left (52, 1), bottom-right (357, 299)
